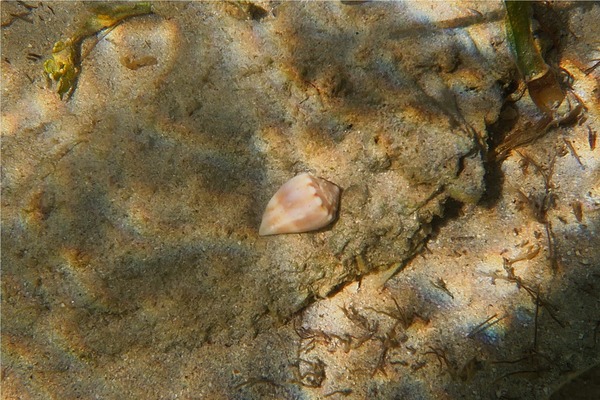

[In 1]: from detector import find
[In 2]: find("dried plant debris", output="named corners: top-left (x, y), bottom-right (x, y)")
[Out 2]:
top-left (493, 2), bottom-right (588, 160)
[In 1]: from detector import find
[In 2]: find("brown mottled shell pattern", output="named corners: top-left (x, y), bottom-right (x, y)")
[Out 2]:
top-left (259, 173), bottom-right (341, 236)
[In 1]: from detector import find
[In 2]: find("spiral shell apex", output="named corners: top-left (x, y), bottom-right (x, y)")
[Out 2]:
top-left (259, 173), bottom-right (341, 236)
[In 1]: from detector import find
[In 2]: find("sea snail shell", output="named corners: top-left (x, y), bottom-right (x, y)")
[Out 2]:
top-left (259, 173), bottom-right (341, 236)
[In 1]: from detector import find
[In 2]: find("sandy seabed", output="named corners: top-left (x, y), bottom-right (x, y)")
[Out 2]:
top-left (2, 1), bottom-right (599, 399)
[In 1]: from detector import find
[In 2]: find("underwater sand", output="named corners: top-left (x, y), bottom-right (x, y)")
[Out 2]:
top-left (2, 1), bottom-right (599, 399)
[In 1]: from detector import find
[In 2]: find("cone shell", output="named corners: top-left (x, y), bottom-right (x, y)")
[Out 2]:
top-left (259, 173), bottom-right (341, 236)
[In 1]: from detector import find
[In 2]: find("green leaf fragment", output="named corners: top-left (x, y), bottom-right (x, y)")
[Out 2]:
top-left (504, 1), bottom-right (565, 114)
top-left (504, 1), bottom-right (548, 82)
top-left (43, 2), bottom-right (153, 100)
